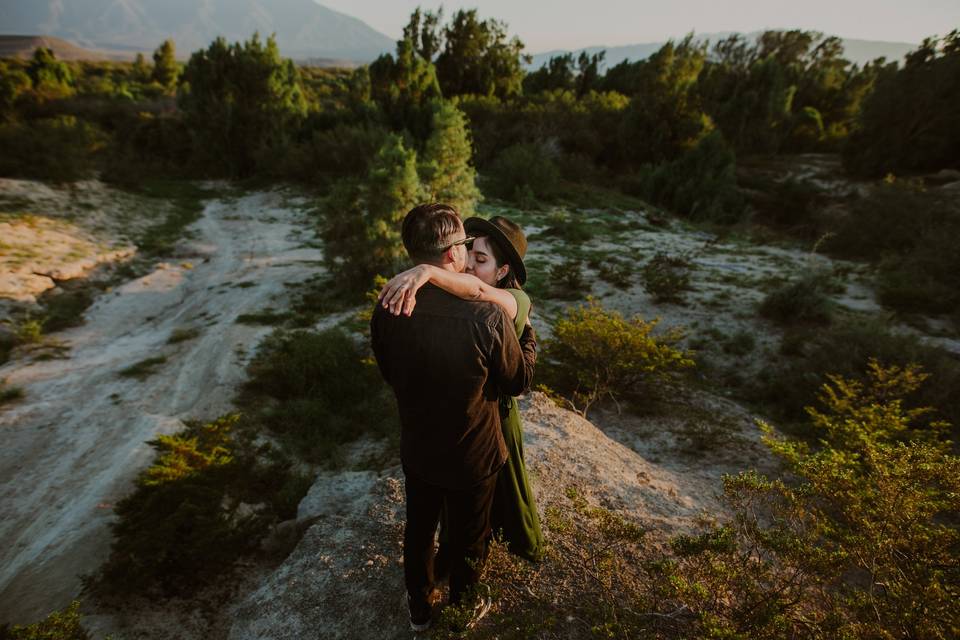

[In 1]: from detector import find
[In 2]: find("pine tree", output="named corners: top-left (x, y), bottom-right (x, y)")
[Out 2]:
top-left (132, 52), bottom-right (150, 82)
top-left (151, 39), bottom-right (179, 90)
top-left (322, 134), bottom-right (424, 288)
top-left (419, 102), bottom-right (480, 215)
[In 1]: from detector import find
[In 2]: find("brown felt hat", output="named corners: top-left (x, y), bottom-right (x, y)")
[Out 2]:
top-left (463, 216), bottom-right (527, 285)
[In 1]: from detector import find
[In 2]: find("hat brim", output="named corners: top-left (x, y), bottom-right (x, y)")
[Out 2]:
top-left (463, 217), bottom-right (527, 285)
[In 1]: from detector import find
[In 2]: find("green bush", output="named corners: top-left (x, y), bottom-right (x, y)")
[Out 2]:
top-left (631, 130), bottom-right (744, 223)
top-left (750, 319), bottom-right (960, 438)
top-left (484, 143), bottom-right (561, 203)
top-left (0, 116), bottom-right (105, 182)
top-left (540, 299), bottom-right (695, 416)
top-left (758, 273), bottom-right (833, 325)
top-left (640, 252), bottom-right (694, 303)
top-left (0, 601), bottom-right (90, 640)
top-left (661, 362), bottom-right (960, 638)
top-left (547, 258), bottom-right (586, 299)
top-left (92, 414), bottom-right (300, 596)
top-left (242, 328), bottom-right (396, 462)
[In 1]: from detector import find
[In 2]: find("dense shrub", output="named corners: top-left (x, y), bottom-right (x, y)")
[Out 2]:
top-left (663, 363), bottom-right (960, 638)
top-left (484, 142), bottom-right (561, 203)
top-left (418, 101), bottom-right (481, 215)
top-left (242, 328), bottom-right (397, 462)
top-left (540, 299), bottom-right (695, 416)
top-left (824, 181), bottom-right (960, 316)
top-left (92, 414), bottom-right (301, 596)
top-left (751, 319), bottom-right (960, 437)
top-left (0, 116), bottom-right (105, 182)
top-left (640, 252), bottom-right (694, 303)
top-left (0, 601), bottom-right (89, 640)
top-left (758, 273), bottom-right (833, 325)
top-left (631, 131), bottom-right (744, 223)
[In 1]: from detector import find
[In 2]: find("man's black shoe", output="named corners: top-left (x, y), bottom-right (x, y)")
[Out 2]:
top-left (407, 592), bottom-right (433, 632)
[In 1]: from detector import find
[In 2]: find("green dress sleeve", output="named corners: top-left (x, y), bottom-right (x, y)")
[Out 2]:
top-left (506, 288), bottom-right (530, 336)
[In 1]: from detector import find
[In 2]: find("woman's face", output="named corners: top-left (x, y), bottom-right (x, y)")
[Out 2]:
top-left (466, 236), bottom-right (509, 287)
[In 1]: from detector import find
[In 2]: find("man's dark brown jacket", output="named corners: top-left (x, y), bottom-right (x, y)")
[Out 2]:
top-left (371, 283), bottom-right (536, 489)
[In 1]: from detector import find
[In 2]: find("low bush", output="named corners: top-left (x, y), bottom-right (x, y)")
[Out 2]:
top-left (0, 601), bottom-right (90, 640)
top-left (540, 299), bottom-right (695, 416)
top-left (40, 288), bottom-right (94, 333)
top-left (641, 252), bottom-right (694, 303)
top-left (750, 319), bottom-right (960, 438)
top-left (758, 273), bottom-right (833, 325)
top-left (547, 258), bottom-right (587, 299)
top-left (661, 362), bottom-right (959, 638)
top-left (91, 414), bottom-right (301, 596)
top-left (241, 328), bottom-right (397, 462)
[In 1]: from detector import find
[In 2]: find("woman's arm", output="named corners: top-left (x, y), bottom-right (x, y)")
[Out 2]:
top-left (379, 264), bottom-right (519, 319)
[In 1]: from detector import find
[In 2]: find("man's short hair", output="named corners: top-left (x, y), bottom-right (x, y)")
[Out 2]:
top-left (402, 203), bottom-right (463, 263)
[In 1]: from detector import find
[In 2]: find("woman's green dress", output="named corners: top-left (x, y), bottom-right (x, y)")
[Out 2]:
top-left (489, 288), bottom-right (544, 561)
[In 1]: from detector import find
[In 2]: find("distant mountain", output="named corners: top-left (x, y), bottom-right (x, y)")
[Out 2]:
top-left (529, 32), bottom-right (917, 70)
top-left (0, 0), bottom-right (394, 62)
top-left (0, 35), bottom-right (128, 61)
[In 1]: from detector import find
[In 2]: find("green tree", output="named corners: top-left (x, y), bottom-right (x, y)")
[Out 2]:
top-left (0, 61), bottom-right (31, 120)
top-left (616, 36), bottom-right (712, 166)
top-left (151, 39), bottom-right (179, 90)
top-left (418, 101), bottom-right (480, 215)
top-left (132, 52), bottom-right (151, 82)
top-left (368, 34), bottom-right (441, 136)
top-left (844, 30), bottom-right (960, 176)
top-left (522, 53), bottom-right (576, 94)
top-left (27, 47), bottom-right (73, 94)
top-left (434, 9), bottom-right (529, 98)
top-left (178, 33), bottom-right (308, 176)
top-left (322, 135), bottom-right (424, 288)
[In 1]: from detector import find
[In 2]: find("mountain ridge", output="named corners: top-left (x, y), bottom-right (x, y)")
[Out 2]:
top-left (529, 31), bottom-right (918, 69)
top-left (0, 0), bottom-right (394, 62)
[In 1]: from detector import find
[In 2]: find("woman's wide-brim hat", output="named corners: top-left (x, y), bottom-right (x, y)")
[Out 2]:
top-left (463, 216), bottom-right (527, 285)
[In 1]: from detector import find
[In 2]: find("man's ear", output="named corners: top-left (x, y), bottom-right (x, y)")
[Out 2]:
top-left (440, 247), bottom-right (456, 265)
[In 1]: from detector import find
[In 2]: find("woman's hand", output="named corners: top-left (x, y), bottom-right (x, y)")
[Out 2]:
top-left (379, 265), bottom-right (431, 316)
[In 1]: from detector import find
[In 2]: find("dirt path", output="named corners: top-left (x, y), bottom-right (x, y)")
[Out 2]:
top-left (0, 189), bottom-right (321, 623)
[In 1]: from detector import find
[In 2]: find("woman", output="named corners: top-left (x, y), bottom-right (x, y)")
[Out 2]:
top-left (379, 215), bottom-right (545, 563)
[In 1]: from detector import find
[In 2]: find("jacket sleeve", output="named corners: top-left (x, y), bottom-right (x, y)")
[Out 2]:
top-left (491, 311), bottom-right (535, 397)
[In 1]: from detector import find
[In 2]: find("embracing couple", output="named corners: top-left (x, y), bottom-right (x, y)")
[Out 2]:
top-left (370, 203), bottom-right (543, 633)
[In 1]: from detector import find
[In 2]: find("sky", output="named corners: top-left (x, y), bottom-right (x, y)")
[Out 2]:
top-left (316, 0), bottom-right (960, 52)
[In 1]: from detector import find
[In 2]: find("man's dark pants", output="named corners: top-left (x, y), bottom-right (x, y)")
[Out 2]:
top-left (403, 467), bottom-right (499, 613)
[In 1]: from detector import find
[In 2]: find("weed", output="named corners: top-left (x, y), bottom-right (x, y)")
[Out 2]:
top-left (0, 380), bottom-right (24, 406)
top-left (118, 356), bottom-right (167, 379)
top-left (235, 311), bottom-right (292, 326)
top-left (167, 327), bottom-right (201, 344)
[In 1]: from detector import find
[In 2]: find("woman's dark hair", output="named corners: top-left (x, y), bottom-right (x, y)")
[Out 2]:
top-left (479, 234), bottom-right (523, 290)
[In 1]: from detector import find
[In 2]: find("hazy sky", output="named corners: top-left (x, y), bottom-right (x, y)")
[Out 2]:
top-left (317, 0), bottom-right (959, 51)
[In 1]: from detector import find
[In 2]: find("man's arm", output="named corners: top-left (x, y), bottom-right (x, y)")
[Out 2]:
top-left (491, 311), bottom-right (536, 397)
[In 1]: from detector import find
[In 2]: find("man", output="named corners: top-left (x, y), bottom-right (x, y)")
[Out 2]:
top-left (370, 203), bottom-right (536, 632)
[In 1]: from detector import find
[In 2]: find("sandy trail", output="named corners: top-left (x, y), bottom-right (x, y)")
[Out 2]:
top-left (0, 190), bottom-right (321, 623)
